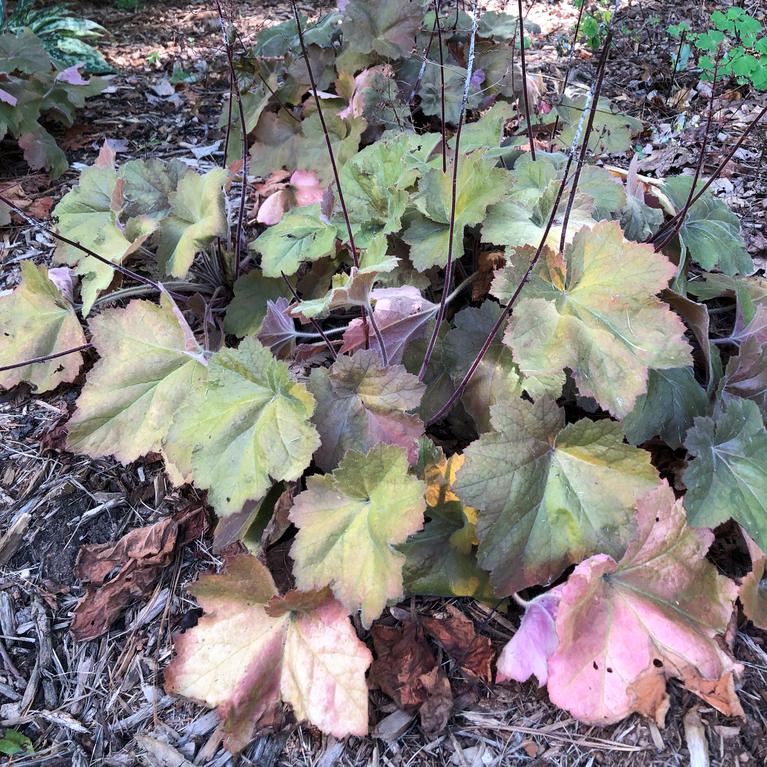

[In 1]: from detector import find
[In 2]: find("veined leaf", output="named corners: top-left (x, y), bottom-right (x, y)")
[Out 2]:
top-left (307, 349), bottom-right (425, 471)
top-left (684, 397), bottom-right (767, 550)
top-left (164, 337), bottom-right (319, 517)
top-left (548, 482), bottom-right (742, 725)
top-left (623, 367), bottom-right (709, 448)
top-left (0, 262), bottom-right (86, 392)
top-left (502, 221), bottom-right (692, 417)
top-left (223, 271), bottom-right (291, 338)
top-left (663, 176), bottom-right (752, 276)
top-left (555, 95), bottom-right (643, 154)
top-left (67, 293), bottom-right (206, 463)
top-left (289, 444), bottom-right (426, 627)
top-left (400, 452), bottom-right (494, 601)
top-left (341, 0), bottom-right (424, 59)
top-left (165, 555), bottom-right (371, 752)
top-left (404, 153), bottom-right (510, 271)
top-left (156, 168), bottom-right (229, 277)
top-left (251, 205), bottom-right (338, 278)
top-left (454, 396), bottom-right (658, 595)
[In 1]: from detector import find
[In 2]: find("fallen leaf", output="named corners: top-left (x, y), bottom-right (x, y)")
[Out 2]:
top-left (740, 530), bottom-right (767, 630)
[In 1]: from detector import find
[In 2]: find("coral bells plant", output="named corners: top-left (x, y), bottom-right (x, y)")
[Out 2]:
top-left (1, 0), bottom-right (766, 751)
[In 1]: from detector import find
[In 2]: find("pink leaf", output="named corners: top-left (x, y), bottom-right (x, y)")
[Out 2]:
top-left (257, 189), bottom-right (290, 225)
top-left (496, 586), bottom-right (564, 687)
top-left (290, 170), bottom-right (324, 207)
top-left (55, 65), bottom-right (90, 85)
top-left (47, 266), bottom-right (77, 304)
top-left (0, 87), bottom-right (17, 106)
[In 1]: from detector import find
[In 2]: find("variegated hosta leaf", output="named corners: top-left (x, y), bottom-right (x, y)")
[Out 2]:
top-left (0, 262), bottom-right (86, 392)
top-left (500, 221), bottom-right (692, 417)
top-left (684, 397), bottom-right (767, 551)
top-left (399, 452), bottom-right (495, 601)
top-left (307, 349), bottom-right (425, 471)
top-left (165, 555), bottom-right (371, 752)
top-left (454, 396), bottom-right (659, 595)
top-left (156, 168), bottom-right (229, 277)
top-left (548, 482), bottom-right (742, 725)
top-left (67, 293), bottom-right (206, 463)
top-left (290, 444), bottom-right (426, 627)
top-left (164, 337), bottom-right (320, 517)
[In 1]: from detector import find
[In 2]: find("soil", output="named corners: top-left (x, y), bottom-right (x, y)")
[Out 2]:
top-left (1, 1), bottom-right (766, 766)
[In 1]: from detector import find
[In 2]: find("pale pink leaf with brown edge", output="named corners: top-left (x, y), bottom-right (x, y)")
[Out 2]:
top-left (94, 140), bottom-right (117, 169)
top-left (496, 585), bottom-right (564, 687)
top-left (341, 288), bottom-right (438, 363)
top-left (279, 597), bottom-right (372, 738)
top-left (740, 529), bottom-right (767, 630)
top-left (47, 266), bottom-right (76, 304)
top-left (290, 170), bottom-right (324, 206)
top-left (165, 555), bottom-right (371, 753)
top-left (55, 65), bottom-right (90, 85)
top-left (0, 87), bottom-right (17, 106)
top-left (547, 482), bottom-right (742, 727)
top-left (257, 189), bottom-right (290, 225)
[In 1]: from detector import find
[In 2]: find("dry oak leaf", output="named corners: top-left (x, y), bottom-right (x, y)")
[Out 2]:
top-left (72, 516), bottom-right (178, 640)
top-left (421, 605), bottom-right (494, 682)
top-left (165, 555), bottom-right (371, 752)
top-left (67, 293), bottom-right (206, 464)
top-left (0, 261), bottom-right (86, 392)
top-left (368, 621), bottom-right (453, 736)
top-left (289, 444), bottom-right (426, 627)
top-left (500, 220), bottom-right (692, 417)
top-left (547, 481), bottom-right (743, 727)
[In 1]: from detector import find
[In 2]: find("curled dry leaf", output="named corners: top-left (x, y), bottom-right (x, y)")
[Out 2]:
top-left (165, 554), bottom-right (371, 752)
top-left (72, 516), bottom-right (178, 640)
top-left (740, 530), bottom-right (767, 630)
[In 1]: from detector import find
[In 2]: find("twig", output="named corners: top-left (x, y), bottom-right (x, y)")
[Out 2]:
top-left (557, 29), bottom-right (614, 254)
top-left (418, 0), bottom-right (480, 381)
top-left (549, 0), bottom-right (586, 150)
top-left (409, 9), bottom-right (439, 106)
top-left (0, 194), bottom-right (164, 293)
top-left (653, 56), bottom-right (721, 253)
top-left (0, 344), bottom-right (93, 374)
top-left (281, 273), bottom-right (338, 360)
top-left (290, 0), bottom-right (387, 359)
top-left (215, 1), bottom-right (248, 280)
top-left (517, 0), bottom-right (536, 160)
top-left (436, 1), bottom-right (447, 173)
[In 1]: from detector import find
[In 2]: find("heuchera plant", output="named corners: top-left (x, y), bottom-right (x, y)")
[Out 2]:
top-left (1, 0), bottom-right (766, 751)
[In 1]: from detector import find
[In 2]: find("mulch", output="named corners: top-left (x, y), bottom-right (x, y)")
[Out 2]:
top-left (1, 1), bottom-right (766, 765)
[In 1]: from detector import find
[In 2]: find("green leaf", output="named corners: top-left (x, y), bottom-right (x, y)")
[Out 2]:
top-left (118, 158), bottom-right (190, 219)
top-left (223, 271), bottom-right (291, 337)
top-left (684, 397), bottom-right (767, 550)
top-left (555, 95), bottom-right (643, 154)
top-left (341, 0), bottom-right (424, 59)
top-left (620, 158), bottom-right (664, 242)
top-left (307, 349), bottom-right (425, 471)
top-left (663, 175), bottom-right (752, 276)
top-left (164, 337), bottom-right (319, 517)
top-left (623, 367), bottom-right (709, 448)
top-left (341, 134), bottom-right (419, 235)
top-left (400, 452), bottom-right (495, 601)
top-left (444, 303), bottom-right (522, 432)
top-left (0, 29), bottom-right (50, 74)
top-left (156, 168), bottom-right (229, 277)
top-left (503, 221), bottom-right (692, 417)
top-left (0, 728), bottom-right (33, 756)
top-left (454, 396), bottom-right (659, 595)
top-left (67, 293), bottom-right (206, 463)
top-left (289, 444), bottom-right (426, 627)
top-left (405, 153), bottom-right (510, 270)
top-left (52, 165), bottom-right (157, 314)
top-left (251, 205), bottom-right (338, 278)
top-left (0, 262), bottom-right (86, 392)
top-left (418, 60), bottom-right (481, 124)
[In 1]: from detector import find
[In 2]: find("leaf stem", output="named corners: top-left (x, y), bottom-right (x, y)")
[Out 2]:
top-left (0, 344), bottom-right (92, 374)
top-left (436, 0), bottom-right (447, 173)
top-left (418, 0), bottom-right (479, 382)
top-left (517, 0), bottom-right (536, 160)
top-left (281, 272), bottom-right (338, 359)
top-left (0, 194), bottom-right (164, 294)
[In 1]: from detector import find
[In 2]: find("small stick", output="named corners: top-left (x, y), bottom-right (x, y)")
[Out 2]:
top-left (0, 344), bottom-right (93, 374)
top-left (517, 0), bottom-right (536, 160)
top-left (418, 0), bottom-right (480, 381)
